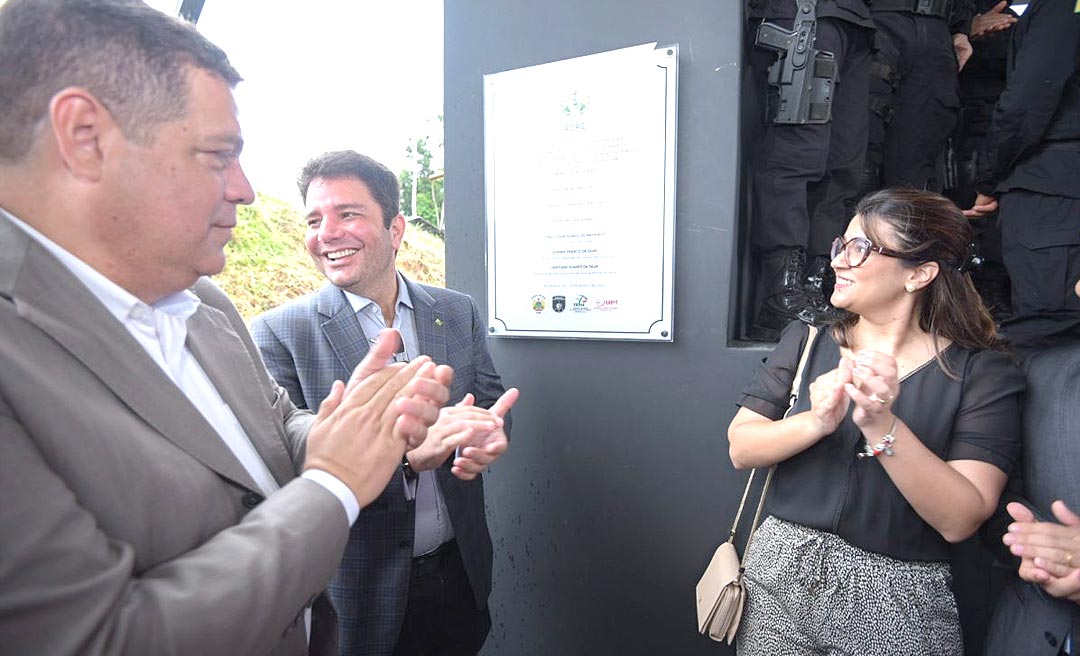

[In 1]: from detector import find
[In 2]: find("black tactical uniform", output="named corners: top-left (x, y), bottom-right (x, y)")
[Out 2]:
top-left (951, 0), bottom-right (1013, 204)
top-left (862, 0), bottom-right (976, 193)
top-left (945, 0), bottom-right (1016, 321)
top-left (979, 0), bottom-right (1080, 351)
top-left (747, 0), bottom-right (875, 340)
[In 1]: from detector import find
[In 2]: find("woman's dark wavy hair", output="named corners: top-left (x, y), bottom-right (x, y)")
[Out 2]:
top-left (831, 188), bottom-right (1000, 369)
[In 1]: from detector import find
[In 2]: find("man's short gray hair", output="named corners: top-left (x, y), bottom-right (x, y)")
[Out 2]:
top-left (0, 0), bottom-right (242, 161)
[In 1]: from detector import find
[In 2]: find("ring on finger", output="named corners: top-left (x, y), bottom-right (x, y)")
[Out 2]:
top-left (1066, 552), bottom-right (1074, 567)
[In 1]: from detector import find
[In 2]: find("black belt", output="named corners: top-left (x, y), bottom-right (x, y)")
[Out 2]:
top-left (411, 539), bottom-right (458, 578)
top-left (869, 0), bottom-right (952, 19)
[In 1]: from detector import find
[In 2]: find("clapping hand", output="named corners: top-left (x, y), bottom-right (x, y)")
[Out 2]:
top-left (1003, 500), bottom-right (1080, 604)
top-left (971, 1), bottom-right (1017, 39)
top-left (405, 387), bottom-right (520, 481)
top-left (843, 350), bottom-right (900, 431)
top-left (808, 360), bottom-right (853, 436)
top-left (305, 329), bottom-right (451, 507)
top-left (451, 388), bottom-right (519, 480)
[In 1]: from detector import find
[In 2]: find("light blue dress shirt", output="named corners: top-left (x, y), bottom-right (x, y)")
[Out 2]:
top-left (344, 275), bottom-right (455, 557)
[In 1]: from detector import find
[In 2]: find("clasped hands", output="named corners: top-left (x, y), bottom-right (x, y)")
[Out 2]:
top-left (809, 350), bottom-right (899, 436)
top-left (1003, 500), bottom-right (1080, 605)
top-left (303, 329), bottom-right (454, 507)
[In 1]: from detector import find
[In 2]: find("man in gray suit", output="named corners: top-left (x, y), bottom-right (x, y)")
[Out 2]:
top-left (984, 282), bottom-right (1080, 656)
top-left (252, 151), bottom-right (517, 656)
top-left (0, 2), bottom-right (450, 654)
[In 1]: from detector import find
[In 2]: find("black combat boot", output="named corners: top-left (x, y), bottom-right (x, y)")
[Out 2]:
top-left (749, 248), bottom-right (809, 341)
top-left (798, 255), bottom-right (847, 326)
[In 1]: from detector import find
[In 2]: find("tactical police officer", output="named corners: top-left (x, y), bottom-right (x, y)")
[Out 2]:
top-left (944, 0), bottom-right (1017, 321)
top-left (965, 0), bottom-right (1080, 352)
top-left (861, 0), bottom-right (976, 197)
top-left (746, 0), bottom-right (875, 340)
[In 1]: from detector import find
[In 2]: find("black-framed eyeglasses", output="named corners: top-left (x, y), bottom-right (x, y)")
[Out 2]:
top-left (830, 235), bottom-right (905, 268)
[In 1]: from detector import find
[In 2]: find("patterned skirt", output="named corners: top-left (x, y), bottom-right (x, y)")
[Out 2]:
top-left (736, 516), bottom-right (963, 656)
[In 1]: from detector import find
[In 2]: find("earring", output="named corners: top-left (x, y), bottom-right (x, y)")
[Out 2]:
top-left (905, 283), bottom-right (916, 293)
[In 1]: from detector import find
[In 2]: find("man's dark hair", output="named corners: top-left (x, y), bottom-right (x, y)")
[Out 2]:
top-left (298, 151), bottom-right (401, 228)
top-left (0, 0), bottom-right (242, 162)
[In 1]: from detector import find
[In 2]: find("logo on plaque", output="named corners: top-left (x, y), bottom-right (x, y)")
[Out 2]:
top-left (552, 295), bottom-right (566, 313)
top-left (531, 295), bottom-right (546, 313)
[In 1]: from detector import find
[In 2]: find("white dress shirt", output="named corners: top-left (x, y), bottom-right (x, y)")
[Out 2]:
top-left (2, 208), bottom-right (359, 525)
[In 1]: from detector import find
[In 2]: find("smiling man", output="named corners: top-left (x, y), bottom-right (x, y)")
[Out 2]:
top-left (252, 151), bottom-right (517, 656)
top-left (0, 2), bottom-right (449, 654)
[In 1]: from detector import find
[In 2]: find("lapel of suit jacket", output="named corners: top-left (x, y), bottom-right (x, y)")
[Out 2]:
top-left (1, 216), bottom-right (263, 493)
top-left (187, 305), bottom-right (297, 487)
top-left (406, 277), bottom-right (447, 366)
top-left (317, 283), bottom-right (369, 378)
top-left (408, 278), bottom-right (456, 488)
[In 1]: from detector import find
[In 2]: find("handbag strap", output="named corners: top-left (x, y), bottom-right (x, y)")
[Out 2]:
top-left (726, 468), bottom-right (756, 542)
top-left (731, 325), bottom-right (818, 548)
top-left (784, 324), bottom-right (818, 421)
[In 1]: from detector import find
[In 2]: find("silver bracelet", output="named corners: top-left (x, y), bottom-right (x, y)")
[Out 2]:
top-left (858, 417), bottom-right (898, 459)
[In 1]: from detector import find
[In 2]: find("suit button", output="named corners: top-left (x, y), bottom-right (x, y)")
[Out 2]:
top-left (1044, 632), bottom-right (1057, 647)
top-left (242, 492), bottom-right (264, 509)
top-left (399, 539), bottom-right (411, 549)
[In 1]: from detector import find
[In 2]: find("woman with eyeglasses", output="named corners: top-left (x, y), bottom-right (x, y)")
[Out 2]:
top-left (727, 188), bottom-right (1025, 655)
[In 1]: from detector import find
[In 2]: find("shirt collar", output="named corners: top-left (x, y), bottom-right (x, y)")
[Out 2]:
top-left (0, 206), bottom-right (201, 324)
top-left (343, 271), bottom-right (412, 316)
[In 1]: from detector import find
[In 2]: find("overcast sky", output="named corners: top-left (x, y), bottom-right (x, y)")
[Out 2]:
top-left (149, 0), bottom-right (445, 203)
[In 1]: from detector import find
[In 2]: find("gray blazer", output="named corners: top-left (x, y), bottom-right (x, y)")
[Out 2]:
top-left (984, 344), bottom-right (1080, 656)
top-left (252, 280), bottom-right (507, 656)
top-left (0, 213), bottom-right (347, 656)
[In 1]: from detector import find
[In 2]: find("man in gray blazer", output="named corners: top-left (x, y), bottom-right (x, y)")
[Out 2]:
top-left (252, 151), bottom-right (517, 656)
top-left (0, 3), bottom-right (449, 654)
top-left (982, 278), bottom-right (1080, 655)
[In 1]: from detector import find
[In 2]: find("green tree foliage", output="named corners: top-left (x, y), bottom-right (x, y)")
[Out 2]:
top-left (400, 127), bottom-right (445, 231)
top-left (218, 193), bottom-right (325, 321)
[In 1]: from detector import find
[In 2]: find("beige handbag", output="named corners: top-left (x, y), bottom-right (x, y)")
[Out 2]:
top-left (695, 325), bottom-right (817, 644)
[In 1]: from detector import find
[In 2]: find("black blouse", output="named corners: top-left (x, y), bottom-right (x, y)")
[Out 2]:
top-left (737, 321), bottom-right (1026, 562)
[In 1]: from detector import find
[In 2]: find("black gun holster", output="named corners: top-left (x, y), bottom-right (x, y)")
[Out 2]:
top-left (755, 0), bottom-right (837, 125)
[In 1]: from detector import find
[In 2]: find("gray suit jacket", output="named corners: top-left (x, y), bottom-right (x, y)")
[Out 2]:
top-left (983, 344), bottom-right (1080, 656)
top-left (0, 213), bottom-right (348, 656)
top-left (252, 280), bottom-right (507, 656)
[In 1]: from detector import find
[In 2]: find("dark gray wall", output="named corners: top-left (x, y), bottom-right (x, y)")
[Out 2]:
top-left (444, 3), bottom-right (767, 654)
